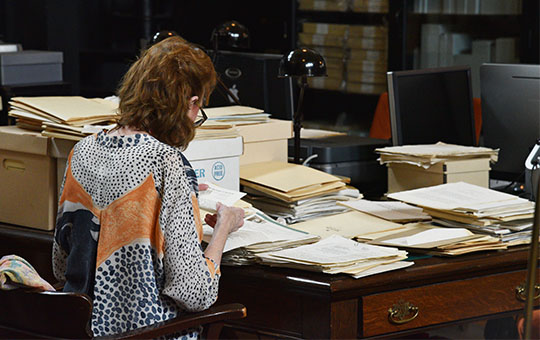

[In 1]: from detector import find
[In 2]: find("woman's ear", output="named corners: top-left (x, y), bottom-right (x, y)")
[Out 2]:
top-left (189, 96), bottom-right (199, 108)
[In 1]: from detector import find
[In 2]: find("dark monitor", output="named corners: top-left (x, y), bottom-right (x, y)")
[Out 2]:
top-left (480, 63), bottom-right (540, 181)
top-left (208, 50), bottom-right (294, 120)
top-left (387, 66), bottom-right (476, 146)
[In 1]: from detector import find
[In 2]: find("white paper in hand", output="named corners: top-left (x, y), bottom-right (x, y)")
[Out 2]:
top-left (198, 182), bottom-right (246, 212)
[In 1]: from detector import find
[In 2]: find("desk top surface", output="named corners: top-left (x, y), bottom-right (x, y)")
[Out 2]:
top-left (220, 245), bottom-right (531, 299)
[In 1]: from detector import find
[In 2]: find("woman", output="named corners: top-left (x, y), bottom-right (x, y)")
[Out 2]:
top-left (52, 36), bottom-right (244, 339)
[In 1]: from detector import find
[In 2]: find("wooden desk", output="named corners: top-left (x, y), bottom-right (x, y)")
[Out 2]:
top-left (217, 247), bottom-right (539, 339)
top-left (0, 222), bottom-right (537, 339)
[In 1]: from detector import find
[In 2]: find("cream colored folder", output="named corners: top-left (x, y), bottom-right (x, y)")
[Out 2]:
top-left (240, 161), bottom-right (342, 193)
top-left (10, 96), bottom-right (118, 125)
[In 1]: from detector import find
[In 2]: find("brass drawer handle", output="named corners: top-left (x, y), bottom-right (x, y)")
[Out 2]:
top-left (388, 300), bottom-right (419, 325)
top-left (516, 283), bottom-right (540, 302)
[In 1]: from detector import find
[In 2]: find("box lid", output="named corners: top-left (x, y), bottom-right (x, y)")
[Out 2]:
top-left (235, 119), bottom-right (292, 143)
top-left (0, 126), bottom-right (48, 155)
top-left (183, 136), bottom-right (243, 161)
top-left (0, 50), bottom-right (63, 66)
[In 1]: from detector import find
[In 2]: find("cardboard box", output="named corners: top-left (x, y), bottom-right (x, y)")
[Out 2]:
top-left (235, 119), bottom-right (293, 165)
top-left (0, 50), bottom-right (63, 85)
top-left (0, 126), bottom-right (57, 230)
top-left (298, 33), bottom-right (345, 48)
top-left (387, 158), bottom-right (490, 193)
top-left (183, 136), bottom-right (243, 190)
top-left (0, 126), bottom-right (243, 230)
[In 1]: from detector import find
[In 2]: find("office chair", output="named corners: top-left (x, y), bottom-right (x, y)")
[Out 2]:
top-left (0, 287), bottom-right (246, 339)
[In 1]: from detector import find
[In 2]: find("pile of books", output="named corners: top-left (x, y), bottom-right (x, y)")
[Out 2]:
top-left (9, 96), bottom-right (119, 140)
top-left (387, 182), bottom-right (535, 246)
top-left (239, 161), bottom-right (360, 223)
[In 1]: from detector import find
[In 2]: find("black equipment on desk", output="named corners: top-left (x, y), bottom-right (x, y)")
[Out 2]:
top-left (387, 65), bottom-right (476, 147)
top-left (480, 63), bottom-right (540, 183)
top-left (208, 51), bottom-right (294, 121)
top-left (288, 135), bottom-right (390, 198)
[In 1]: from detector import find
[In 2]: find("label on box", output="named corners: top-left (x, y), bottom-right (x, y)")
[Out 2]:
top-left (191, 157), bottom-right (239, 191)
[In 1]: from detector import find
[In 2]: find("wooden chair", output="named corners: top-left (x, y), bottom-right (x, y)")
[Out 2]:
top-left (0, 288), bottom-right (246, 339)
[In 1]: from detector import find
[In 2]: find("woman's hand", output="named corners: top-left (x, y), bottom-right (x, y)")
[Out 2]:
top-left (204, 202), bottom-right (244, 234)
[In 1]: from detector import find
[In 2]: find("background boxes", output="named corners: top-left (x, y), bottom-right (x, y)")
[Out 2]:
top-left (0, 126), bottom-right (57, 230)
top-left (235, 119), bottom-right (293, 165)
top-left (0, 50), bottom-right (63, 85)
top-left (387, 158), bottom-right (491, 193)
top-left (184, 136), bottom-right (243, 190)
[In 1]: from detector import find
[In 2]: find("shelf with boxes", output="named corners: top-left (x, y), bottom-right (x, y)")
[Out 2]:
top-left (398, 0), bottom-right (538, 97)
top-left (294, 0), bottom-right (390, 133)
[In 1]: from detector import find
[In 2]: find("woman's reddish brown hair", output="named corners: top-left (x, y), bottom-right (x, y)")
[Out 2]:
top-left (116, 36), bottom-right (216, 149)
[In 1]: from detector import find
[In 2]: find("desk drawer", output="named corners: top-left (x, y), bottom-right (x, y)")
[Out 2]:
top-left (361, 270), bottom-right (537, 337)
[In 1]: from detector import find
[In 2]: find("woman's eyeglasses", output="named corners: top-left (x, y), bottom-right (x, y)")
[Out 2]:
top-left (194, 107), bottom-right (208, 127)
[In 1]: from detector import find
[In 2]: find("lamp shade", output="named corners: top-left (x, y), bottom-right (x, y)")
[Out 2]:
top-left (211, 20), bottom-right (250, 49)
top-left (278, 48), bottom-right (327, 78)
top-left (150, 30), bottom-right (183, 46)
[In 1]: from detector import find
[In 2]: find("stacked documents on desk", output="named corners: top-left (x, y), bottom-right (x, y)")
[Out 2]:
top-left (202, 105), bottom-right (270, 127)
top-left (9, 96), bottom-right (119, 140)
top-left (256, 234), bottom-right (413, 279)
top-left (367, 223), bottom-right (506, 256)
top-left (240, 161), bottom-right (356, 222)
top-left (387, 182), bottom-right (535, 246)
top-left (376, 142), bottom-right (498, 168)
top-left (9, 96), bottom-right (119, 127)
top-left (203, 211), bottom-right (320, 266)
top-left (289, 210), bottom-right (405, 239)
top-left (338, 199), bottom-right (431, 223)
top-left (246, 187), bottom-right (361, 224)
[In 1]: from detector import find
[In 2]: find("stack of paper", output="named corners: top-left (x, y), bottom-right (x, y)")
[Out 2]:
top-left (203, 105), bottom-right (270, 126)
top-left (202, 211), bottom-right (320, 266)
top-left (387, 182), bottom-right (535, 246)
top-left (338, 199), bottom-right (431, 223)
top-left (9, 96), bottom-right (119, 140)
top-left (368, 222), bottom-right (506, 256)
top-left (256, 234), bottom-right (413, 279)
top-left (375, 142), bottom-right (498, 168)
top-left (240, 161), bottom-right (356, 223)
top-left (9, 96), bottom-right (119, 127)
top-left (246, 187), bottom-right (361, 224)
top-left (240, 161), bottom-right (348, 202)
top-left (289, 210), bottom-right (405, 239)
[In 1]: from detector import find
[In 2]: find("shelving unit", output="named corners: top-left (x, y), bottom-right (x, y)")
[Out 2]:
top-left (388, 0), bottom-right (539, 97)
top-left (293, 0), bottom-right (390, 135)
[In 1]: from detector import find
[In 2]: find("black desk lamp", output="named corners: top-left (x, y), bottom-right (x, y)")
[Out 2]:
top-left (210, 20), bottom-right (250, 105)
top-left (150, 30), bottom-right (182, 46)
top-left (278, 47), bottom-right (327, 164)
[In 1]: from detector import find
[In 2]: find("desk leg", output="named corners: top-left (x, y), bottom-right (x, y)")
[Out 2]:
top-left (302, 298), bottom-right (358, 339)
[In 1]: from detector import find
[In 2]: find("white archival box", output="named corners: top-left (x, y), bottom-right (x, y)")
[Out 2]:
top-left (183, 136), bottom-right (244, 190)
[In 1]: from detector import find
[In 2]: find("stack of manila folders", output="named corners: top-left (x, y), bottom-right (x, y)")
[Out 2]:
top-left (376, 142), bottom-right (499, 167)
top-left (198, 180), bottom-right (413, 279)
top-left (239, 161), bottom-right (361, 224)
top-left (8, 96), bottom-right (119, 140)
top-left (9, 95), bottom-right (271, 142)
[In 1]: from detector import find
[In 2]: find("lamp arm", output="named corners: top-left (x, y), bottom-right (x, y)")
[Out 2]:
top-left (216, 77), bottom-right (242, 105)
top-left (293, 76), bottom-right (308, 164)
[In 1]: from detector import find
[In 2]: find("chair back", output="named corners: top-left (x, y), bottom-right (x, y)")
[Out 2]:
top-left (0, 288), bottom-right (93, 339)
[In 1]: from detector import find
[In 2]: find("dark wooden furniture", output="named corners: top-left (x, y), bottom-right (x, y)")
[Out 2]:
top-left (0, 222), bottom-right (537, 339)
top-left (217, 247), bottom-right (539, 339)
top-left (0, 288), bottom-right (246, 339)
top-left (0, 223), bottom-right (247, 339)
